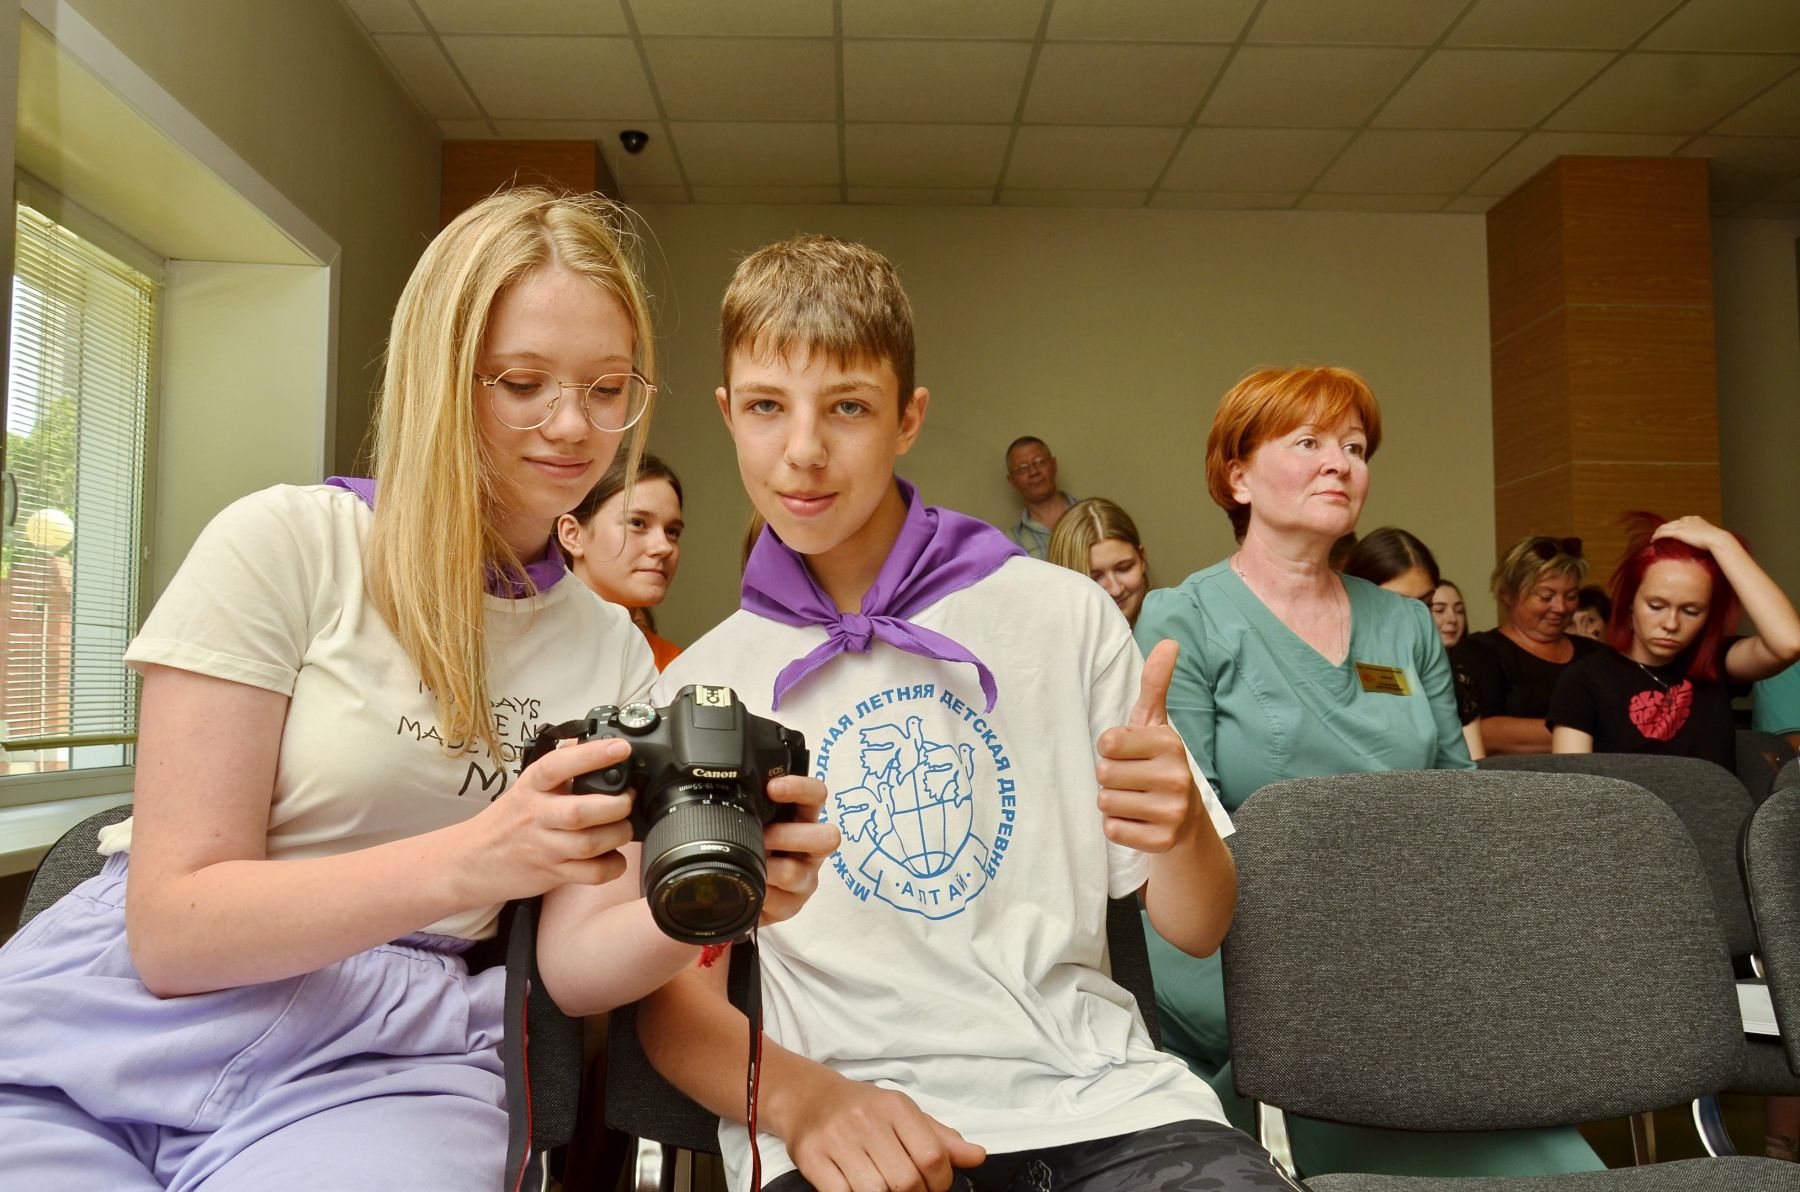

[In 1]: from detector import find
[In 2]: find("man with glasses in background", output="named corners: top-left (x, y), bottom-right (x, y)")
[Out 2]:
top-left (1003, 436), bottom-right (1077, 559)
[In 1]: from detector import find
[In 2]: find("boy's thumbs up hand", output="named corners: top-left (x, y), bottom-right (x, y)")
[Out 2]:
top-left (1096, 640), bottom-right (1202, 854)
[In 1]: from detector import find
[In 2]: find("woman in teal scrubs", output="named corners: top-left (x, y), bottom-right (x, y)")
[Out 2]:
top-left (1133, 365), bottom-right (1602, 1179)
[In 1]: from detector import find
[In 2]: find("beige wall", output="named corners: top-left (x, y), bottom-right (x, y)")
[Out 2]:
top-left (69, 0), bottom-right (440, 475)
top-left (1714, 217), bottom-right (1800, 609)
top-left (631, 205), bottom-right (1499, 644)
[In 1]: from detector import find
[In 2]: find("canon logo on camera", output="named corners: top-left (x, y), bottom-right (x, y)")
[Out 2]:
top-left (691, 767), bottom-right (740, 780)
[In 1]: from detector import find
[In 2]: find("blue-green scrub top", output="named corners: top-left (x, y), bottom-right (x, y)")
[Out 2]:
top-left (1132, 561), bottom-right (1601, 1178)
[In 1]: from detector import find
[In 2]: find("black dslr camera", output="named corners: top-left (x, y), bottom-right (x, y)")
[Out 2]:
top-left (573, 684), bottom-right (809, 945)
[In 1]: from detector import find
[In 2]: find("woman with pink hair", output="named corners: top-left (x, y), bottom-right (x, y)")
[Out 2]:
top-left (1549, 514), bottom-right (1800, 772)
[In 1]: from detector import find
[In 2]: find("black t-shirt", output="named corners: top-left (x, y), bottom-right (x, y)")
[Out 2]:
top-left (1451, 628), bottom-right (1602, 721)
top-left (1546, 640), bottom-right (1743, 773)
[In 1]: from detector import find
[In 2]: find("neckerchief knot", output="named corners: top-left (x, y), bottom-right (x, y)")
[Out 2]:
top-left (742, 479), bottom-right (1024, 712)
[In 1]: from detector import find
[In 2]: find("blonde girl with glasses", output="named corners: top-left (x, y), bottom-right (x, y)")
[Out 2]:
top-left (0, 189), bottom-right (836, 1191)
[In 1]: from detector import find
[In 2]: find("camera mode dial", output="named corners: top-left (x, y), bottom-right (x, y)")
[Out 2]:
top-left (617, 703), bottom-right (659, 734)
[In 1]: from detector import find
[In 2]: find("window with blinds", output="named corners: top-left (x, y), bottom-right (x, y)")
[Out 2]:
top-left (1, 204), bottom-right (154, 781)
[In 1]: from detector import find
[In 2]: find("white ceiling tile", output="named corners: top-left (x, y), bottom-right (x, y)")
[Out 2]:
top-left (1248, 0), bottom-right (1466, 45)
top-left (1443, 194), bottom-right (1501, 212)
top-left (849, 187), bottom-right (996, 205)
top-left (443, 36), bottom-right (655, 119)
top-left (342, 0), bottom-right (424, 34)
top-left (691, 185), bottom-right (843, 203)
top-left (1200, 47), bottom-right (1422, 126)
top-left (1375, 49), bottom-right (1614, 128)
top-left (623, 184), bottom-right (690, 204)
top-left (1004, 126), bottom-right (1184, 189)
top-left (1048, 0), bottom-right (1257, 42)
top-left (1642, 0), bottom-right (1800, 52)
top-left (1713, 69), bottom-right (1800, 136)
top-left (843, 0), bottom-right (1044, 39)
top-left (1466, 131), bottom-right (1686, 195)
top-left (438, 119), bottom-right (493, 138)
top-left (632, 0), bottom-right (833, 37)
top-left (416, 0), bottom-right (627, 35)
top-left (374, 34), bottom-right (481, 119)
top-left (844, 124), bottom-right (1010, 188)
top-left (1545, 51), bottom-right (1800, 133)
top-left (645, 38), bottom-right (836, 121)
top-left (1299, 193), bottom-right (1456, 211)
top-left (1025, 44), bottom-right (1229, 125)
top-left (491, 121), bottom-right (686, 186)
top-left (1161, 127), bottom-right (1354, 190)
top-left (1448, 0), bottom-right (1679, 48)
top-left (1000, 189), bottom-right (1151, 207)
top-left (673, 122), bottom-right (840, 185)
top-left (1677, 136), bottom-right (1800, 203)
top-left (843, 40), bottom-right (1032, 124)
top-left (1314, 129), bottom-right (1519, 193)
top-left (1148, 191), bottom-right (1299, 209)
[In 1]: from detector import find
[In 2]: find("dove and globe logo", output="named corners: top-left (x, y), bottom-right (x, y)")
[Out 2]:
top-left (815, 684), bottom-right (1018, 919)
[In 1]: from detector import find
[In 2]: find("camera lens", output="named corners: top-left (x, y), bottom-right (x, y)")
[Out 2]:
top-left (641, 798), bottom-right (767, 944)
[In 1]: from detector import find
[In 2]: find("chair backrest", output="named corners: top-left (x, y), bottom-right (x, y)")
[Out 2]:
top-left (605, 896), bottom-right (1161, 1151)
top-left (1222, 770), bottom-right (1742, 1132)
top-left (1775, 757), bottom-right (1800, 796)
top-left (1480, 753), bottom-right (1759, 957)
top-left (1738, 729), bottom-right (1799, 807)
top-left (1744, 786), bottom-right (1800, 1076)
top-left (20, 803), bottom-right (132, 929)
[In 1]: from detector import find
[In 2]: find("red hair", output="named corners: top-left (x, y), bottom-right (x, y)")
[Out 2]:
top-left (1606, 512), bottom-right (1744, 683)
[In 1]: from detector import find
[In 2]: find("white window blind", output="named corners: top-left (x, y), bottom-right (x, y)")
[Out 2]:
top-left (1, 204), bottom-right (154, 778)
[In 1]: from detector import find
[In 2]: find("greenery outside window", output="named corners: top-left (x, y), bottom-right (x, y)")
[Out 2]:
top-left (1, 203), bottom-right (155, 791)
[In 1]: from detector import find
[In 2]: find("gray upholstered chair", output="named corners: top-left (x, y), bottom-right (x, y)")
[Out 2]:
top-left (1479, 755), bottom-right (1758, 961)
top-left (1743, 786), bottom-right (1800, 1078)
top-left (1221, 769), bottom-right (1794, 1189)
top-left (1737, 730), bottom-right (1798, 808)
top-left (21, 804), bottom-right (581, 1192)
top-left (1774, 759), bottom-right (1800, 797)
top-left (606, 896), bottom-right (1162, 1190)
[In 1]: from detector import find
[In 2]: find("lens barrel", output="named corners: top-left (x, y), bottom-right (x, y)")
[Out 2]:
top-left (641, 796), bottom-right (768, 944)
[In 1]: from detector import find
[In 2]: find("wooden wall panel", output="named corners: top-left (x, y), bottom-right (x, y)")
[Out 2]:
top-left (1567, 304), bottom-right (1718, 463)
top-left (1560, 157), bottom-right (1712, 309)
top-left (440, 140), bottom-right (614, 228)
top-left (1486, 162), bottom-right (1564, 347)
top-left (1491, 306), bottom-right (1569, 489)
top-left (1484, 154), bottom-right (1718, 573)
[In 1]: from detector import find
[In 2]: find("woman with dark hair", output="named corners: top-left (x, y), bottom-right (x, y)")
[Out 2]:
top-left (557, 452), bottom-right (685, 669)
top-left (1569, 586), bottom-right (1611, 640)
top-left (1341, 526), bottom-right (1439, 600)
top-left (1549, 514), bottom-right (1800, 773)
top-left (1429, 581), bottom-right (1467, 650)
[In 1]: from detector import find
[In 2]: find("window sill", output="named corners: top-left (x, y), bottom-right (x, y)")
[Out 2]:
top-left (0, 792), bottom-right (131, 877)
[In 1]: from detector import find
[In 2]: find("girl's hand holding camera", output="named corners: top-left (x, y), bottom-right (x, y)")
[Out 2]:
top-left (452, 736), bottom-right (639, 906)
top-left (759, 774), bottom-right (840, 926)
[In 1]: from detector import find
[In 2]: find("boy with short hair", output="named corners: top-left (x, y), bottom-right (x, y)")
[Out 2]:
top-left (640, 235), bottom-right (1292, 1192)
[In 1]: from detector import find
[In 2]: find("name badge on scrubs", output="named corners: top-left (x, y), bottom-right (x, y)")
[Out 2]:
top-left (1354, 663), bottom-right (1412, 696)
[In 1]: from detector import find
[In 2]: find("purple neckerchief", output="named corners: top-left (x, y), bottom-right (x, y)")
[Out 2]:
top-left (326, 476), bottom-right (566, 598)
top-left (741, 478), bottom-right (1024, 712)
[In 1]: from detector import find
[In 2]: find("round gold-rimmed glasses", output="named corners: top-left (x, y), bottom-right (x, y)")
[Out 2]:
top-left (475, 368), bottom-right (655, 433)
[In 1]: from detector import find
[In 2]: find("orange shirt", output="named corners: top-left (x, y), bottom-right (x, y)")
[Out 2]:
top-left (643, 628), bottom-right (682, 672)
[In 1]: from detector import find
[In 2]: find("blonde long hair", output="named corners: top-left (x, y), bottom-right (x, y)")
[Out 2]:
top-left (368, 188), bottom-right (657, 759)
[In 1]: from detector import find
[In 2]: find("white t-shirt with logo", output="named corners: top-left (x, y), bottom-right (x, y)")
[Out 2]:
top-left (107, 484), bottom-right (657, 939)
top-left (656, 555), bottom-right (1235, 1189)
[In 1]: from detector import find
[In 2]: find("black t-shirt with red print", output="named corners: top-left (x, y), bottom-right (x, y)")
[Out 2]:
top-left (1547, 638), bottom-right (1743, 773)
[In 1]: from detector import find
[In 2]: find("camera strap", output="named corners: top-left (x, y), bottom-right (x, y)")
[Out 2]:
top-left (520, 718), bottom-right (597, 773)
top-left (526, 717), bottom-right (772, 1188)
